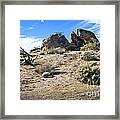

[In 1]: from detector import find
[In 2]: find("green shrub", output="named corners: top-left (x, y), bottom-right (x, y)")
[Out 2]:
top-left (80, 43), bottom-right (100, 51)
top-left (77, 61), bottom-right (100, 85)
top-left (80, 51), bottom-right (100, 61)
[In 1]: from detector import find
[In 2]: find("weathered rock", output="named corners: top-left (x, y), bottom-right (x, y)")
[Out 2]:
top-left (41, 33), bottom-right (69, 52)
top-left (77, 29), bottom-right (99, 43)
top-left (42, 72), bottom-right (53, 78)
top-left (70, 31), bottom-right (79, 46)
top-left (69, 29), bottom-right (99, 51)
top-left (66, 43), bottom-right (76, 51)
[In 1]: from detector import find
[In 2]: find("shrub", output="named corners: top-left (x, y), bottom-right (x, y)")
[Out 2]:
top-left (77, 61), bottom-right (100, 85)
top-left (80, 43), bottom-right (100, 51)
top-left (35, 64), bottom-right (55, 75)
top-left (80, 51), bottom-right (100, 61)
top-left (47, 47), bottom-right (66, 54)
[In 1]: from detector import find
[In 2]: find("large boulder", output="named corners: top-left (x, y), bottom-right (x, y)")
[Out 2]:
top-left (77, 29), bottom-right (99, 44)
top-left (70, 31), bottom-right (85, 50)
top-left (69, 29), bottom-right (99, 51)
top-left (41, 33), bottom-right (70, 52)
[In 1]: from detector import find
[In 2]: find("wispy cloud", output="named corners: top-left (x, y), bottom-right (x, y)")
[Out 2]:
top-left (27, 26), bottom-right (35, 30)
top-left (20, 36), bottom-right (43, 52)
top-left (20, 35), bottom-right (27, 38)
top-left (71, 20), bottom-right (100, 39)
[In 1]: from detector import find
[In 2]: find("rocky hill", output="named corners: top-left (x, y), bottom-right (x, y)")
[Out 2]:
top-left (20, 29), bottom-right (100, 100)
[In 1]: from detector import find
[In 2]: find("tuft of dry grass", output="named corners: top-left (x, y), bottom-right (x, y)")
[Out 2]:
top-left (35, 64), bottom-right (55, 75)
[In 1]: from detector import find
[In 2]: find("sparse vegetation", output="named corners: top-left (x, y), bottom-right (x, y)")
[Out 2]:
top-left (80, 50), bottom-right (100, 61)
top-left (80, 42), bottom-right (99, 51)
top-left (47, 47), bottom-right (66, 54)
top-left (35, 64), bottom-right (55, 75)
top-left (20, 28), bottom-right (100, 100)
top-left (77, 61), bottom-right (100, 85)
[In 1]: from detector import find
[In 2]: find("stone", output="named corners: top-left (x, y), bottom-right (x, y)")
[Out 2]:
top-left (41, 33), bottom-right (69, 52)
top-left (77, 29), bottom-right (99, 43)
top-left (77, 29), bottom-right (100, 50)
top-left (42, 72), bottom-right (53, 78)
top-left (70, 31), bottom-right (79, 46)
top-left (69, 29), bottom-right (100, 51)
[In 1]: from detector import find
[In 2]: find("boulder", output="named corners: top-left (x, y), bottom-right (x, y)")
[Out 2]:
top-left (70, 31), bottom-right (79, 46)
top-left (40, 29), bottom-right (100, 53)
top-left (69, 29), bottom-right (100, 50)
top-left (41, 33), bottom-right (70, 52)
top-left (42, 72), bottom-right (53, 78)
top-left (77, 29), bottom-right (99, 43)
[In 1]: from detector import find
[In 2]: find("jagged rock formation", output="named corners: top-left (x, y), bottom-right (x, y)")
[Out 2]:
top-left (40, 29), bottom-right (99, 53)
top-left (77, 29), bottom-right (99, 43)
top-left (70, 29), bottom-right (100, 51)
top-left (41, 33), bottom-right (69, 52)
top-left (70, 31), bottom-right (79, 46)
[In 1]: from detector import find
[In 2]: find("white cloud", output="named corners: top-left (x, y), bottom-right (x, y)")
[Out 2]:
top-left (20, 35), bottom-right (27, 38)
top-left (20, 37), bottom-right (43, 52)
top-left (27, 26), bottom-right (35, 30)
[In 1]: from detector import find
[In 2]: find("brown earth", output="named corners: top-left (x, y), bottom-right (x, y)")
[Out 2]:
top-left (20, 51), bottom-right (100, 100)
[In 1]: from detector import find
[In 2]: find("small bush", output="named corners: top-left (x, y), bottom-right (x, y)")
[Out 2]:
top-left (47, 47), bottom-right (66, 54)
top-left (80, 51), bottom-right (100, 61)
top-left (77, 61), bottom-right (100, 85)
top-left (35, 64), bottom-right (55, 75)
top-left (80, 43), bottom-right (100, 51)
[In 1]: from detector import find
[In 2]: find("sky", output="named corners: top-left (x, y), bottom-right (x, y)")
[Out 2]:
top-left (20, 20), bottom-right (100, 52)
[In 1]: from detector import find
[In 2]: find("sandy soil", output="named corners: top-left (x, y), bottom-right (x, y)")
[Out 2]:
top-left (20, 51), bottom-right (100, 100)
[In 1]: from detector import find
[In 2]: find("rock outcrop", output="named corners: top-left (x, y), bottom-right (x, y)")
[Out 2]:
top-left (77, 29), bottom-right (99, 43)
top-left (70, 29), bottom-right (100, 51)
top-left (40, 29), bottom-right (100, 53)
top-left (70, 31), bottom-right (79, 46)
top-left (41, 33), bottom-right (69, 52)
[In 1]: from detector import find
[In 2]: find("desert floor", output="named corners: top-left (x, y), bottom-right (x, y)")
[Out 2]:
top-left (20, 51), bottom-right (100, 100)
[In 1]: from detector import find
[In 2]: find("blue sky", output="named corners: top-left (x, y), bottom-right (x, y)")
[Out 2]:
top-left (20, 20), bottom-right (100, 52)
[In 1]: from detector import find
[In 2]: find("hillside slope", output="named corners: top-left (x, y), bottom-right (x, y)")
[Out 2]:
top-left (20, 29), bottom-right (100, 100)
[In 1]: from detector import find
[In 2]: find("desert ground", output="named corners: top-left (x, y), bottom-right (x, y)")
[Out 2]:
top-left (20, 50), bottom-right (100, 100)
